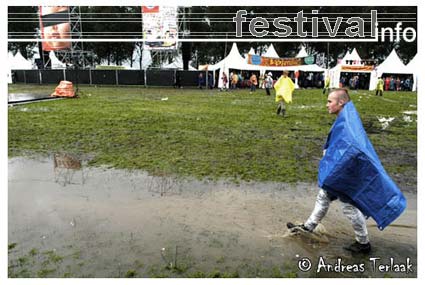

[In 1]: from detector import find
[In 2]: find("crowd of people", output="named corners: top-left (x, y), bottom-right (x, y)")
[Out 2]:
top-left (195, 70), bottom-right (414, 93)
top-left (382, 76), bottom-right (413, 91)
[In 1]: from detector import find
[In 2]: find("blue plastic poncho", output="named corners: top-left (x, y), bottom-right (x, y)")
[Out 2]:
top-left (318, 101), bottom-right (406, 230)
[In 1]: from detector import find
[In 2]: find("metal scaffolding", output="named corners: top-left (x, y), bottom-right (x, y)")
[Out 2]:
top-left (55, 6), bottom-right (95, 69)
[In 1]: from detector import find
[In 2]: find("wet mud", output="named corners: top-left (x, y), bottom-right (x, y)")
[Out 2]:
top-left (8, 156), bottom-right (417, 278)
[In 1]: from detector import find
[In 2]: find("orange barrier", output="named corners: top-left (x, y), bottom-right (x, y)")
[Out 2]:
top-left (51, 81), bottom-right (75, 97)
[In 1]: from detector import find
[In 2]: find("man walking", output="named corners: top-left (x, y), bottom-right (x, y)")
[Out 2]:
top-left (287, 89), bottom-right (406, 254)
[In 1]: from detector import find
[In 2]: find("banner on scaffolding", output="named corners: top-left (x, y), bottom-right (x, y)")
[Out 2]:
top-left (142, 6), bottom-right (178, 50)
top-left (39, 6), bottom-right (71, 51)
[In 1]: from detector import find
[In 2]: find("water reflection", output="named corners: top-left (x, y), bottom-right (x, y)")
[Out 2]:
top-left (53, 153), bottom-right (85, 186)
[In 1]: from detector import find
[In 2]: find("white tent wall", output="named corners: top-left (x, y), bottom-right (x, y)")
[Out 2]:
top-left (259, 44), bottom-right (280, 78)
top-left (9, 50), bottom-right (33, 70)
top-left (348, 48), bottom-right (362, 65)
top-left (245, 47), bottom-right (256, 63)
top-left (207, 43), bottom-right (260, 72)
top-left (329, 66), bottom-right (341, 88)
top-left (374, 49), bottom-right (414, 91)
top-left (7, 52), bottom-right (14, 83)
top-left (263, 44), bottom-right (279, 58)
top-left (406, 55), bottom-right (418, 91)
top-left (369, 69), bottom-right (379, 91)
top-left (376, 49), bottom-right (411, 76)
top-left (30, 45), bottom-right (41, 67)
top-left (123, 47), bottom-right (152, 70)
top-left (330, 48), bottom-right (375, 90)
top-left (162, 54), bottom-right (197, 70)
top-left (49, 51), bottom-right (66, 69)
top-left (295, 46), bottom-right (308, 58)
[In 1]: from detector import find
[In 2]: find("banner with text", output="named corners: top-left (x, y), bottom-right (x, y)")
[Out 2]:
top-left (248, 54), bottom-right (316, 67)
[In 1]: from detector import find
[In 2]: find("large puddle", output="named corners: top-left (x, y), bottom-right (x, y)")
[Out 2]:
top-left (8, 156), bottom-right (417, 278)
top-left (8, 92), bottom-right (51, 103)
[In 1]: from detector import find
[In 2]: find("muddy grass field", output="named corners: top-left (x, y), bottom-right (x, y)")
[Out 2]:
top-left (8, 85), bottom-right (417, 278)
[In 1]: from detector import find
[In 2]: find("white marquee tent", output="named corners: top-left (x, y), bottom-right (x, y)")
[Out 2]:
top-left (207, 43), bottom-right (260, 89)
top-left (9, 50), bottom-right (33, 70)
top-left (262, 44), bottom-right (279, 58)
top-left (120, 47), bottom-right (153, 70)
top-left (162, 54), bottom-right (196, 70)
top-left (49, 51), bottom-right (66, 69)
top-left (329, 48), bottom-right (374, 89)
top-left (375, 49), bottom-right (411, 76)
top-left (370, 49), bottom-right (413, 91)
top-left (295, 46), bottom-right (308, 58)
top-left (406, 55), bottom-right (418, 91)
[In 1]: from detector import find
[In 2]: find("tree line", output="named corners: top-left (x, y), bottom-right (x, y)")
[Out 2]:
top-left (8, 6), bottom-right (417, 68)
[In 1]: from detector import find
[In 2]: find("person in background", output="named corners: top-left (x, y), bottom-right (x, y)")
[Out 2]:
top-left (231, 72), bottom-right (239, 90)
top-left (390, 77), bottom-right (395, 91)
top-left (198, 72), bottom-right (205, 89)
top-left (174, 71), bottom-right (181, 88)
top-left (384, 77), bottom-right (390, 91)
top-left (221, 71), bottom-right (228, 91)
top-left (323, 74), bottom-right (331, 95)
top-left (264, 72), bottom-right (273, 96)
top-left (208, 73), bottom-right (214, 89)
top-left (249, 73), bottom-right (258, 94)
top-left (375, 76), bottom-right (384, 96)
top-left (404, 77), bottom-right (412, 91)
top-left (274, 71), bottom-right (295, 117)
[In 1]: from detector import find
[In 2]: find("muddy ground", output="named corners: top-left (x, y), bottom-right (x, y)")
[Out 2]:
top-left (8, 156), bottom-right (417, 278)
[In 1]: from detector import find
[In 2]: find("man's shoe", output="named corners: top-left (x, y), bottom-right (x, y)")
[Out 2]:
top-left (287, 222), bottom-right (312, 232)
top-left (343, 241), bottom-right (371, 254)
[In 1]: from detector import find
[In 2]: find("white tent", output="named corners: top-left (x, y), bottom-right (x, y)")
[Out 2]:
top-left (162, 54), bottom-right (196, 70)
top-left (263, 44), bottom-right (279, 58)
top-left (329, 48), bottom-right (375, 89)
top-left (208, 43), bottom-right (260, 89)
top-left (406, 55), bottom-right (418, 91)
top-left (370, 49), bottom-right (413, 91)
top-left (375, 49), bottom-right (411, 76)
top-left (7, 52), bottom-right (14, 83)
top-left (9, 50), bottom-right (33, 70)
top-left (49, 51), bottom-right (66, 69)
top-left (296, 46), bottom-right (308, 58)
top-left (30, 45), bottom-right (41, 67)
top-left (338, 51), bottom-right (351, 65)
top-left (208, 43), bottom-right (259, 71)
top-left (348, 48), bottom-right (362, 65)
top-left (245, 47), bottom-right (256, 62)
top-left (122, 47), bottom-right (152, 70)
top-left (247, 47), bottom-right (256, 55)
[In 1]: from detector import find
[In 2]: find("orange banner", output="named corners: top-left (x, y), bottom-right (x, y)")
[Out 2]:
top-left (341, 65), bottom-right (374, 72)
top-left (248, 54), bottom-right (310, 67)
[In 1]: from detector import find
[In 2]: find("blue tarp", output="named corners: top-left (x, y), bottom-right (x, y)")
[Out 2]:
top-left (318, 101), bottom-right (406, 230)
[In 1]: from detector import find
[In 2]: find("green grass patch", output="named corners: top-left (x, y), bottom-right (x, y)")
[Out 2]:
top-left (8, 243), bottom-right (17, 251)
top-left (8, 85), bottom-right (417, 185)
